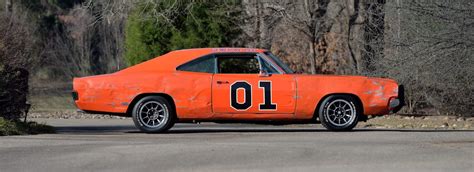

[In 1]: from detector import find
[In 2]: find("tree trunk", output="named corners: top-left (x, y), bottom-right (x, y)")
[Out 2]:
top-left (255, 0), bottom-right (261, 48)
top-left (308, 41), bottom-right (317, 74)
top-left (5, 0), bottom-right (12, 15)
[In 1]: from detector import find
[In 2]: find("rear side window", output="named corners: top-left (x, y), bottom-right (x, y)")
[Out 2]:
top-left (217, 55), bottom-right (259, 74)
top-left (177, 55), bottom-right (215, 73)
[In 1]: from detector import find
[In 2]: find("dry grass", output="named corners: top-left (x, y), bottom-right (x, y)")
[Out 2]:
top-left (29, 82), bottom-right (75, 112)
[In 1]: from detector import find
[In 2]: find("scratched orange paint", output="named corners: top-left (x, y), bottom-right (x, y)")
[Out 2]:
top-left (73, 48), bottom-right (401, 121)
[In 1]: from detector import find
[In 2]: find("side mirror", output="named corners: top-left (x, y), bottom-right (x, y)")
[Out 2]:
top-left (259, 69), bottom-right (272, 77)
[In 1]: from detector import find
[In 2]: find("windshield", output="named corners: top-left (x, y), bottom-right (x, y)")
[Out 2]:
top-left (264, 52), bottom-right (294, 74)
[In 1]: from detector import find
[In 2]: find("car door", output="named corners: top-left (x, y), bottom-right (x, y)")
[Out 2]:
top-left (212, 53), bottom-right (296, 115)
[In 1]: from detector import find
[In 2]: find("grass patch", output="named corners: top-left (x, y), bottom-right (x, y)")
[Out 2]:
top-left (29, 92), bottom-right (76, 112)
top-left (0, 117), bottom-right (55, 136)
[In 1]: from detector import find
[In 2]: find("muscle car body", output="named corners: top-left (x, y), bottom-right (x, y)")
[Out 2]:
top-left (73, 48), bottom-right (404, 131)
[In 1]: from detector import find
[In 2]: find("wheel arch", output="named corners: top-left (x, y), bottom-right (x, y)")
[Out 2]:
top-left (126, 93), bottom-right (177, 117)
top-left (313, 93), bottom-right (364, 121)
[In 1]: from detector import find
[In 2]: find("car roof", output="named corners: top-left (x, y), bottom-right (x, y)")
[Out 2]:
top-left (120, 48), bottom-right (267, 73)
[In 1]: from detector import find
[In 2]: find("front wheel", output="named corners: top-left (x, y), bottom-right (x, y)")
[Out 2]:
top-left (319, 95), bottom-right (360, 131)
top-left (132, 96), bottom-right (175, 133)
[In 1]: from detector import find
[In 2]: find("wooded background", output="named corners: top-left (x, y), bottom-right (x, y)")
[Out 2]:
top-left (0, 0), bottom-right (472, 117)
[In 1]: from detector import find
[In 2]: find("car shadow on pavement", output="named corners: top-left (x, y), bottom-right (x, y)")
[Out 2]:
top-left (354, 129), bottom-right (474, 132)
top-left (54, 126), bottom-right (136, 134)
top-left (53, 125), bottom-right (473, 134)
top-left (161, 128), bottom-right (474, 134)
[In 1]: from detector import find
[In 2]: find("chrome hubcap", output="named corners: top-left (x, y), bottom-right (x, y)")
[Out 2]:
top-left (139, 101), bottom-right (168, 128)
top-left (325, 99), bottom-right (356, 127)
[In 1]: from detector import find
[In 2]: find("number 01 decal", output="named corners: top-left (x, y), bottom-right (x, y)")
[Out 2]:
top-left (230, 81), bottom-right (277, 111)
top-left (230, 81), bottom-right (252, 110)
top-left (259, 81), bottom-right (277, 110)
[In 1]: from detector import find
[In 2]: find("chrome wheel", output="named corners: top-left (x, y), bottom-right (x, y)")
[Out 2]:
top-left (324, 99), bottom-right (356, 127)
top-left (138, 101), bottom-right (168, 128)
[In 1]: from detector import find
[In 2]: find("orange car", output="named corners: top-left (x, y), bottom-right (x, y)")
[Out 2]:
top-left (73, 48), bottom-right (404, 132)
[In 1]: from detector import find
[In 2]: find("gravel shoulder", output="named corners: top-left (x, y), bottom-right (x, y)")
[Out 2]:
top-left (360, 115), bottom-right (473, 130)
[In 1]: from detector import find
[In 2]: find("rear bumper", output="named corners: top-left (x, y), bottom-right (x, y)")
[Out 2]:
top-left (390, 85), bottom-right (405, 113)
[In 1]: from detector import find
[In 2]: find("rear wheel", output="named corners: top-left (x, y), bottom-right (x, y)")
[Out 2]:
top-left (132, 96), bottom-right (175, 133)
top-left (319, 95), bottom-right (360, 131)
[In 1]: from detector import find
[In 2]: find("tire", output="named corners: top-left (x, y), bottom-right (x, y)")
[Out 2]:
top-left (319, 95), bottom-right (360, 131)
top-left (132, 96), bottom-right (175, 133)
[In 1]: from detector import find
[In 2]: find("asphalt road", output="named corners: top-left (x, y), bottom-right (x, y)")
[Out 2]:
top-left (0, 119), bottom-right (473, 172)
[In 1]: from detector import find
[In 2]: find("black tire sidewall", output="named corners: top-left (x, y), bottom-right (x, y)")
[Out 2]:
top-left (319, 95), bottom-right (359, 131)
top-left (132, 96), bottom-right (175, 133)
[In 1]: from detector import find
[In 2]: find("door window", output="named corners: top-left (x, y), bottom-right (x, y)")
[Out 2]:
top-left (217, 55), bottom-right (259, 74)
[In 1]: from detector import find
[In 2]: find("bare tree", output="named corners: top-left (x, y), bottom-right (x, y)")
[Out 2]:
top-left (241, 0), bottom-right (385, 75)
top-left (381, 0), bottom-right (473, 115)
top-left (39, 0), bottom-right (133, 80)
top-left (4, 0), bottom-right (12, 15)
top-left (260, 0), bottom-right (334, 74)
top-left (0, 6), bottom-right (35, 69)
top-left (0, 4), bottom-right (35, 120)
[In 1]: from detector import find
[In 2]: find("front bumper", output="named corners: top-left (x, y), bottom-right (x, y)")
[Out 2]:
top-left (390, 85), bottom-right (405, 113)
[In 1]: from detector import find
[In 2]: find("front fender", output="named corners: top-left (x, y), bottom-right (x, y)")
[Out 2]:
top-left (293, 75), bottom-right (399, 118)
